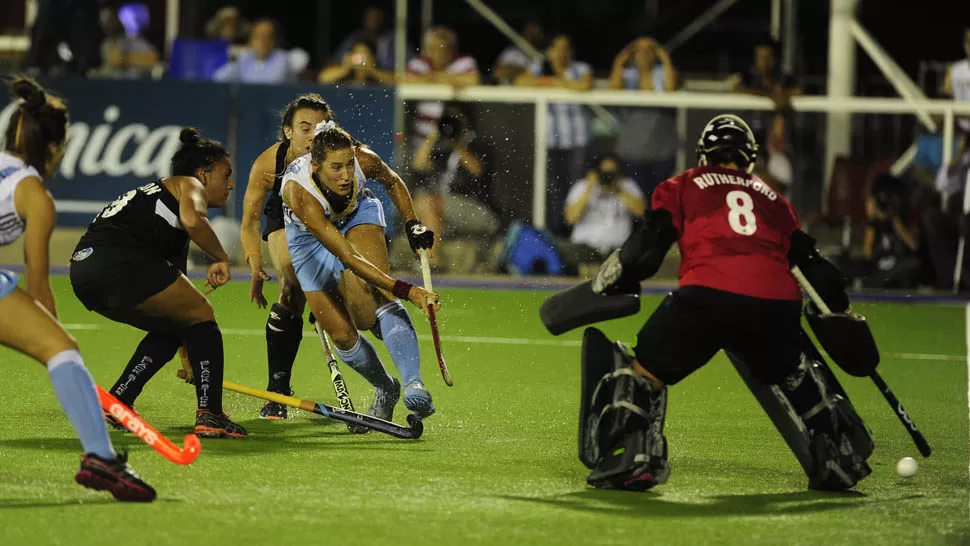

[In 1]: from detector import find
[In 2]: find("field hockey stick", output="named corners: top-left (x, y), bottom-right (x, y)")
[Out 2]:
top-left (791, 266), bottom-right (932, 457)
top-left (419, 249), bottom-right (454, 386)
top-left (311, 320), bottom-right (363, 433)
top-left (97, 386), bottom-right (202, 465)
top-left (223, 380), bottom-right (423, 440)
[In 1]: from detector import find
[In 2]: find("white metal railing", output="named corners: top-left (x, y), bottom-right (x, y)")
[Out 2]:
top-left (399, 84), bottom-right (970, 228)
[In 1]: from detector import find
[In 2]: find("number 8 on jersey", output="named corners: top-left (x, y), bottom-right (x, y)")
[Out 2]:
top-left (726, 190), bottom-right (757, 236)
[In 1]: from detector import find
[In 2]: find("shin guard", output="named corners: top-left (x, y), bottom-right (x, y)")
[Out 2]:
top-left (579, 328), bottom-right (669, 491)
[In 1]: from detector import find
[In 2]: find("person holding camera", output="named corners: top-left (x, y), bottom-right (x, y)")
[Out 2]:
top-left (608, 37), bottom-right (679, 201)
top-left (411, 105), bottom-right (500, 270)
top-left (837, 174), bottom-right (921, 289)
top-left (318, 40), bottom-right (394, 85)
top-left (560, 156), bottom-right (646, 270)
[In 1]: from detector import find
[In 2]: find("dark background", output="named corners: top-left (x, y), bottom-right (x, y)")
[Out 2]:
top-left (3, 1), bottom-right (962, 91)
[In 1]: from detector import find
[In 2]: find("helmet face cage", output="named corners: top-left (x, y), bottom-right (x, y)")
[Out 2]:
top-left (695, 114), bottom-right (759, 173)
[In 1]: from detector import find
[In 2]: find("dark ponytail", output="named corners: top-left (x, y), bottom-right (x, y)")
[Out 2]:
top-left (170, 127), bottom-right (229, 176)
top-left (4, 75), bottom-right (69, 174)
top-left (279, 94), bottom-right (334, 141)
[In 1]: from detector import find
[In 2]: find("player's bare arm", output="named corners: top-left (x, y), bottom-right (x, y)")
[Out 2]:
top-left (356, 145), bottom-right (418, 223)
top-left (240, 145), bottom-right (278, 306)
top-left (175, 176), bottom-right (229, 264)
top-left (15, 176), bottom-right (57, 316)
top-left (283, 181), bottom-right (437, 315)
top-left (240, 144), bottom-right (279, 267)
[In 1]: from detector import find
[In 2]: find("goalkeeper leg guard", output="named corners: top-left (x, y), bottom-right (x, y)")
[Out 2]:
top-left (579, 328), bottom-right (669, 491)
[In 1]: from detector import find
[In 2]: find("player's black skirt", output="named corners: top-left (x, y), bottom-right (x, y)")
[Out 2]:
top-left (634, 285), bottom-right (803, 386)
top-left (261, 195), bottom-right (285, 240)
top-left (69, 243), bottom-right (184, 312)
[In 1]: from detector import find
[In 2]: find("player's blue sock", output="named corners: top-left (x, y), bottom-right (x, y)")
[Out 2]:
top-left (374, 300), bottom-right (422, 386)
top-left (335, 334), bottom-right (395, 390)
top-left (47, 350), bottom-right (116, 460)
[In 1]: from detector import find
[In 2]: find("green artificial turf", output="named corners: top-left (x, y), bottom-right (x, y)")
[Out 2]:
top-left (0, 277), bottom-right (966, 545)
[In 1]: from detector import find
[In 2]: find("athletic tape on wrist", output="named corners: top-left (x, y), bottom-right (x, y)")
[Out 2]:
top-left (392, 280), bottom-right (413, 299)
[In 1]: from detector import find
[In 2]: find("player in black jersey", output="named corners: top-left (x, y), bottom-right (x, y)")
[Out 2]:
top-left (0, 76), bottom-right (154, 501)
top-left (239, 94), bottom-right (436, 420)
top-left (70, 128), bottom-right (247, 439)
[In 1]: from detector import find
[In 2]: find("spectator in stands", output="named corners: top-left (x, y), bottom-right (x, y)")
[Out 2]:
top-left (333, 6), bottom-right (407, 71)
top-left (837, 174), bottom-right (921, 289)
top-left (515, 34), bottom-right (593, 235)
top-left (403, 27), bottom-right (481, 146)
top-left (730, 39), bottom-right (801, 195)
top-left (97, 5), bottom-right (158, 79)
top-left (608, 37), bottom-right (678, 200)
top-left (411, 104), bottom-right (500, 270)
top-left (213, 19), bottom-right (294, 84)
top-left (493, 21), bottom-right (545, 85)
top-left (22, 0), bottom-right (100, 76)
top-left (559, 155), bottom-right (646, 271)
top-left (204, 6), bottom-right (250, 44)
top-left (318, 41), bottom-right (394, 85)
top-left (941, 28), bottom-right (970, 207)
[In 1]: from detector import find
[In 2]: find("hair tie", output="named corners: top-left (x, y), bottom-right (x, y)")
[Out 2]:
top-left (314, 120), bottom-right (336, 137)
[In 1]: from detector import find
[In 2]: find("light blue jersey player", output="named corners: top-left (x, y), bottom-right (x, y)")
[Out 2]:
top-left (0, 76), bottom-right (154, 501)
top-left (281, 121), bottom-right (440, 422)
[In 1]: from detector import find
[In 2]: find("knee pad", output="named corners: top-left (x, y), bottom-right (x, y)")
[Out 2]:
top-left (268, 303), bottom-right (302, 332)
top-left (579, 328), bottom-right (669, 491)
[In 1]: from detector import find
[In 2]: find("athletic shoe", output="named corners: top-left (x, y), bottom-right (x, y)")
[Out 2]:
top-left (368, 377), bottom-right (401, 422)
top-left (75, 452), bottom-right (156, 502)
top-left (194, 410), bottom-right (248, 439)
top-left (259, 401), bottom-right (288, 420)
top-left (103, 405), bottom-right (137, 432)
top-left (403, 380), bottom-right (436, 418)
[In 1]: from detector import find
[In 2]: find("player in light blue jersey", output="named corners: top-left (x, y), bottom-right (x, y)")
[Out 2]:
top-left (280, 121), bottom-right (439, 423)
top-left (0, 76), bottom-right (154, 501)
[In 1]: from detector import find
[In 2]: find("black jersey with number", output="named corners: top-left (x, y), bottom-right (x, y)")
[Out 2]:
top-left (76, 179), bottom-right (188, 264)
top-left (262, 141), bottom-right (289, 223)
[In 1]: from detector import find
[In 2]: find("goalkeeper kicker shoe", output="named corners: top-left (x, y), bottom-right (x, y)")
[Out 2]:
top-left (76, 452), bottom-right (156, 502)
top-left (368, 377), bottom-right (401, 422)
top-left (195, 410), bottom-right (248, 439)
top-left (403, 380), bottom-right (435, 418)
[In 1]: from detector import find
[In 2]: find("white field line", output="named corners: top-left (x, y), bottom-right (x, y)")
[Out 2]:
top-left (965, 303), bottom-right (970, 523)
top-left (61, 323), bottom-right (964, 362)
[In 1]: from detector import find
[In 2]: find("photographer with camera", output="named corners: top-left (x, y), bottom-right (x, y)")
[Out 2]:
top-left (318, 40), bottom-right (394, 85)
top-left (838, 174), bottom-right (921, 289)
top-left (559, 156), bottom-right (646, 271)
top-left (411, 104), bottom-right (500, 270)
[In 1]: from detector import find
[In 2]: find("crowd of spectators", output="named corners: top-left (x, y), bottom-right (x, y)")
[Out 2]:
top-left (14, 3), bottom-right (970, 286)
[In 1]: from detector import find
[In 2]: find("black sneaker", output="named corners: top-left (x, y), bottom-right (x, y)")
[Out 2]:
top-left (259, 401), bottom-right (288, 420)
top-left (194, 410), bottom-right (248, 439)
top-left (75, 452), bottom-right (156, 502)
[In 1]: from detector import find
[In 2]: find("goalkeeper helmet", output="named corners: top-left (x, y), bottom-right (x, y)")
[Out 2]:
top-left (696, 114), bottom-right (759, 173)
